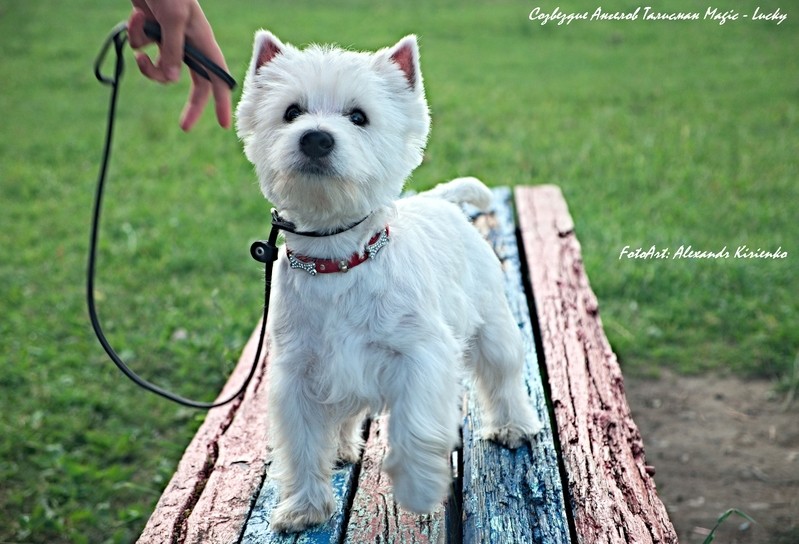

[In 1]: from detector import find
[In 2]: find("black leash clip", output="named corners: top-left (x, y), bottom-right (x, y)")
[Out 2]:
top-left (250, 240), bottom-right (278, 264)
top-left (251, 210), bottom-right (287, 263)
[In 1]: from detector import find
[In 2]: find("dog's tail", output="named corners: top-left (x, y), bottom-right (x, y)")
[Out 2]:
top-left (421, 177), bottom-right (493, 211)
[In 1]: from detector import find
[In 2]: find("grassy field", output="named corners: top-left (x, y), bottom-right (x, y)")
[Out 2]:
top-left (1, 0), bottom-right (796, 541)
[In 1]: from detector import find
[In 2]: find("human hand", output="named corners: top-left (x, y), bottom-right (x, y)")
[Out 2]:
top-left (127, 0), bottom-right (232, 131)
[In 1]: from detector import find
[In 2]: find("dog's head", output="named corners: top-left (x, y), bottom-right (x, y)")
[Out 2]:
top-left (236, 31), bottom-right (431, 231)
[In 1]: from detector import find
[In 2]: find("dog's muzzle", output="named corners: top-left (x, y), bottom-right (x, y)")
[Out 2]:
top-left (300, 130), bottom-right (335, 159)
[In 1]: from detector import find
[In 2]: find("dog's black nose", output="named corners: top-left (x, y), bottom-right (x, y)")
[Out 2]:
top-left (300, 130), bottom-right (335, 159)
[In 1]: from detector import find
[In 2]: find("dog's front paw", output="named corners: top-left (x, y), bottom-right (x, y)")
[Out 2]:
top-left (483, 417), bottom-right (543, 449)
top-left (391, 473), bottom-right (446, 514)
top-left (385, 451), bottom-right (450, 514)
top-left (271, 492), bottom-right (336, 533)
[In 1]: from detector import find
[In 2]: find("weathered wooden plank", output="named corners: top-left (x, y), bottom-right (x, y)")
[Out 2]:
top-left (138, 319), bottom-right (270, 543)
top-left (343, 416), bottom-right (448, 544)
top-left (461, 187), bottom-right (571, 544)
top-left (181, 336), bottom-right (273, 543)
top-left (515, 185), bottom-right (677, 544)
top-left (240, 461), bottom-right (358, 543)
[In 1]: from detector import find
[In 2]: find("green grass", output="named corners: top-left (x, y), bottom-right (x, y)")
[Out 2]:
top-left (0, 0), bottom-right (796, 541)
top-left (702, 508), bottom-right (756, 544)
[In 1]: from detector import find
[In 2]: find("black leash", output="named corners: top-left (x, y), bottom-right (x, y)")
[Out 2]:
top-left (89, 22), bottom-right (370, 408)
top-left (88, 22), bottom-right (277, 409)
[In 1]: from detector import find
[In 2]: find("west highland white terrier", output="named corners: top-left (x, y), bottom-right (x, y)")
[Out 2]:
top-left (236, 30), bottom-right (542, 532)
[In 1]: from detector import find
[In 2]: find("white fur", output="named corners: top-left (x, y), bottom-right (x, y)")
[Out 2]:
top-left (236, 31), bottom-right (541, 533)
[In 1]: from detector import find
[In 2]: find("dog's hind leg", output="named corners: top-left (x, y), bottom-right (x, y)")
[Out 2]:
top-left (470, 302), bottom-right (542, 448)
top-left (336, 410), bottom-right (366, 465)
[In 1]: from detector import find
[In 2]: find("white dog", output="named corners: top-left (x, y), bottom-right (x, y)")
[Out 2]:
top-left (236, 30), bottom-right (541, 533)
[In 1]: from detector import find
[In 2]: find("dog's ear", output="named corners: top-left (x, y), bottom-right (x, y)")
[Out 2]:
top-left (237, 30), bottom-right (286, 144)
top-left (387, 35), bottom-right (421, 90)
top-left (250, 30), bottom-right (285, 74)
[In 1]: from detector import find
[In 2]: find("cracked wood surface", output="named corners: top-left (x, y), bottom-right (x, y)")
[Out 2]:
top-left (343, 416), bottom-right (447, 544)
top-left (137, 320), bottom-right (271, 544)
top-left (461, 188), bottom-right (570, 544)
top-left (515, 185), bottom-right (678, 544)
top-left (240, 462), bottom-right (358, 543)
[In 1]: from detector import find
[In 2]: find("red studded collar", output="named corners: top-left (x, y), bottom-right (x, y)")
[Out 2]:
top-left (285, 227), bottom-right (389, 276)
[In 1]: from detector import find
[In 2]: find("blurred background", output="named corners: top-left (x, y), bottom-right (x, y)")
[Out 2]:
top-left (1, 0), bottom-right (796, 542)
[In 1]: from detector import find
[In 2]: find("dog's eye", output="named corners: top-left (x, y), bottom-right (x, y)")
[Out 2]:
top-left (284, 105), bottom-right (303, 123)
top-left (348, 109), bottom-right (368, 126)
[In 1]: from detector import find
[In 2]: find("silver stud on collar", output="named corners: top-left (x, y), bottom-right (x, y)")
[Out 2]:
top-left (365, 228), bottom-right (389, 259)
top-left (287, 251), bottom-right (317, 275)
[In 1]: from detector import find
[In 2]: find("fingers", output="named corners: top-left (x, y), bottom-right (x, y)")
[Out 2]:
top-left (154, 8), bottom-right (188, 82)
top-left (134, 51), bottom-right (164, 83)
top-left (180, 72), bottom-right (232, 131)
top-left (183, 2), bottom-right (232, 129)
top-left (211, 80), bottom-right (233, 130)
top-left (127, 9), bottom-right (151, 49)
top-left (180, 72), bottom-right (211, 131)
top-left (128, 8), bottom-right (181, 83)
top-left (127, 0), bottom-right (233, 130)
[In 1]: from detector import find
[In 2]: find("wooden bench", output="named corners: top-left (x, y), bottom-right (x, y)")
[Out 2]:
top-left (138, 186), bottom-right (677, 544)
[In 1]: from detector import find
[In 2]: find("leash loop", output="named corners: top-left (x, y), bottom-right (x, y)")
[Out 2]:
top-left (88, 22), bottom-right (264, 409)
top-left (94, 22), bottom-right (128, 87)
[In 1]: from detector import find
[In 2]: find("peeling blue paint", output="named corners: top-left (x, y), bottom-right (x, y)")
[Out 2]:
top-left (241, 464), bottom-right (357, 544)
top-left (461, 188), bottom-right (571, 544)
